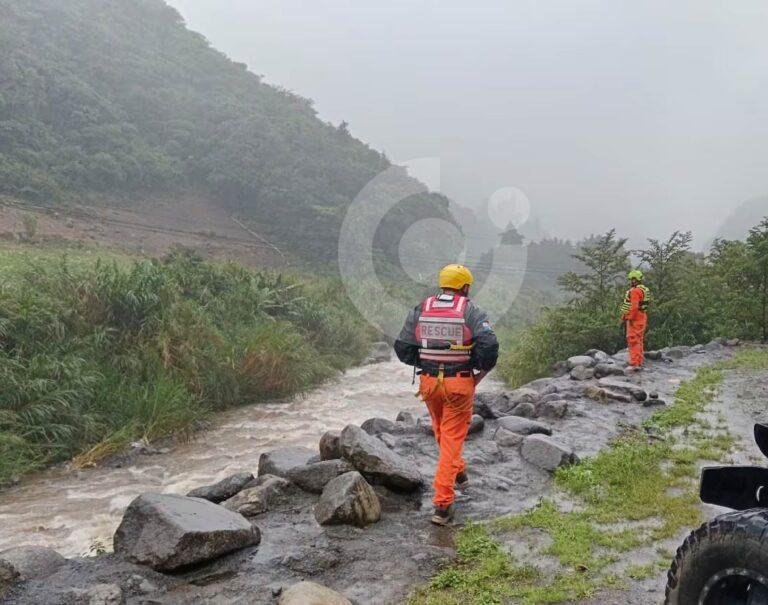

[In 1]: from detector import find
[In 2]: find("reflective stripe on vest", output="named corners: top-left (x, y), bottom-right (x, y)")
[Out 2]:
top-left (416, 294), bottom-right (473, 364)
top-left (620, 284), bottom-right (651, 314)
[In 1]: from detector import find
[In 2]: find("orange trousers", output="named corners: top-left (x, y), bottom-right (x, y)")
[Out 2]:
top-left (419, 374), bottom-right (475, 507)
top-left (626, 314), bottom-right (647, 367)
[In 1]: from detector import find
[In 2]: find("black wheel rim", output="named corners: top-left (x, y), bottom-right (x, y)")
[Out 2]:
top-left (701, 568), bottom-right (768, 605)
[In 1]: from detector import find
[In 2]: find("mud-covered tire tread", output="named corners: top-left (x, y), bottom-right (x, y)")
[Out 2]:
top-left (665, 508), bottom-right (768, 604)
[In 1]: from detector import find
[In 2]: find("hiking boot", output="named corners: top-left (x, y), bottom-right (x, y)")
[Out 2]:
top-left (431, 504), bottom-right (454, 526)
top-left (455, 471), bottom-right (469, 489)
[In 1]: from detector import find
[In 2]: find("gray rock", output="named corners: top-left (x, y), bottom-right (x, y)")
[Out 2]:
top-left (473, 393), bottom-right (502, 419)
top-left (468, 414), bottom-right (485, 435)
top-left (663, 346), bottom-right (690, 360)
top-left (494, 427), bottom-right (524, 447)
top-left (319, 430), bottom-right (342, 461)
top-left (538, 383), bottom-right (559, 396)
top-left (114, 493), bottom-right (260, 571)
top-left (726, 338), bottom-right (741, 347)
top-left (644, 350), bottom-right (663, 361)
top-left (597, 377), bottom-right (648, 401)
top-left (466, 440), bottom-right (503, 465)
top-left (594, 363), bottom-right (626, 378)
top-left (279, 581), bottom-right (352, 605)
top-left (613, 351), bottom-right (631, 364)
top-left (567, 355), bottom-right (596, 369)
top-left (538, 392), bottom-right (563, 405)
top-left (497, 416), bottom-right (552, 436)
top-left (378, 433), bottom-right (399, 449)
top-left (521, 435), bottom-right (578, 471)
top-left (314, 471), bottom-right (381, 527)
top-left (367, 341), bottom-right (392, 363)
top-left (643, 397), bottom-right (667, 407)
top-left (538, 399), bottom-right (568, 419)
top-left (586, 349), bottom-right (610, 362)
top-left (692, 344), bottom-right (706, 353)
top-left (395, 411), bottom-right (416, 425)
top-left (287, 459), bottom-right (354, 494)
top-left (570, 366), bottom-right (595, 381)
top-left (339, 425), bottom-right (423, 492)
top-left (187, 472), bottom-right (255, 503)
top-left (509, 401), bottom-right (536, 418)
top-left (361, 417), bottom-right (412, 436)
top-left (259, 446), bottom-right (316, 478)
top-left (223, 475), bottom-right (296, 517)
top-left (0, 546), bottom-right (66, 590)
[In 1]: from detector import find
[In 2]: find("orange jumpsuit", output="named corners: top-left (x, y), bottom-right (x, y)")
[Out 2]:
top-left (622, 286), bottom-right (647, 367)
top-left (419, 374), bottom-right (475, 508)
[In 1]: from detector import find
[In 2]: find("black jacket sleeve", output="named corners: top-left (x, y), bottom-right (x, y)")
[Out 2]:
top-left (393, 305), bottom-right (420, 367)
top-left (465, 302), bottom-right (499, 372)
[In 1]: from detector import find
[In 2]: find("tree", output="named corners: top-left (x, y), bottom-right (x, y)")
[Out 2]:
top-left (747, 217), bottom-right (768, 341)
top-left (558, 229), bottom-right (630, 310)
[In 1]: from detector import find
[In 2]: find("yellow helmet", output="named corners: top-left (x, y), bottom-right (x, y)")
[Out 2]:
top-left (438, 264), bottom-right (474, 290)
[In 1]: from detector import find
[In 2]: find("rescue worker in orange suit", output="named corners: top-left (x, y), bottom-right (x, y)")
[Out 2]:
top-left (394, 264), bottom-right (499, 525)
top-left (621, 269), bottom-right (650, 371)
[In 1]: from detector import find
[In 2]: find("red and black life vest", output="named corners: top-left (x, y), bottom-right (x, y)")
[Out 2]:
top-left (415, 293), bottom-right (473, 365)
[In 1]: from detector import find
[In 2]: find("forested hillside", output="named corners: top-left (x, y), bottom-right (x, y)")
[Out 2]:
top-left (0, 0), bottom-right (452, 260)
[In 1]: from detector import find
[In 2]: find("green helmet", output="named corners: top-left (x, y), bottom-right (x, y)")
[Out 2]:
top-left (628, 269), bottom-right (643, 281)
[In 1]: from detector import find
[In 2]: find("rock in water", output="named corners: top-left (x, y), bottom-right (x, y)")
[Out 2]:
top-left (567, 355), bottom-right (596, 369)
top-left (114, 493), bottom-right (260, 571)
top-left (339, 425), bottom-right (423, 492)
top-left (319, 431), bottom-right (342, 461)
top-left (279, 581), bottom-right (352, 605)
top-left (0, 546), bottom-right (66, 591)
top-left (314, 471), bottom-right (381, 527)
top-left (288, 460), bottom-right (354, 494)
top-left (497, 416), bottom-right (553, 436)
top-left (187, 472), bottom-right (254, 503)
top-left (223, 475), bottom-right (296, 517)
top-left (521, 435), bottom-right (578, 472)
top-left (258, 447), bottom-right (315, 478)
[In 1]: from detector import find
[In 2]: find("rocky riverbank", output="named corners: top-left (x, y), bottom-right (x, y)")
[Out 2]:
top-left (0, 339), bottom-right (742, 604)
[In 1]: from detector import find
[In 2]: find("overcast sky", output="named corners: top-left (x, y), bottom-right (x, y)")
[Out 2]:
top-left (169, 0), bottom-right (768, 246)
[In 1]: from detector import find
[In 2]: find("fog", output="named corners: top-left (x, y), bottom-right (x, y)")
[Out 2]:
top-left (170, 0), bottom-right (768, 247)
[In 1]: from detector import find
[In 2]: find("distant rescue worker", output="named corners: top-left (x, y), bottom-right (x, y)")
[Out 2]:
top-left (394, 264), bottom-right (499, 525)
top-left (621, 269), bottom-right (650, 371)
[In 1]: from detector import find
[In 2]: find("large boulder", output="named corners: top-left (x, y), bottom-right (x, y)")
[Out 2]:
top-left (223, 475), bottom-right (296, 517)
top-left (319, 431), bottom-right (342, 461)
top-left (288, 460), bottom-right (354, 494)
top-left (314, 471), bottom-right (381, 527)
top-left (521, 435), bottom-right (578, 471)
top-left (597, 377), bottom-right (647, 401)
top-left (567, 355), bottom-right (596, 370)
top-left (339, 425), bottom-right (423, 491)
top-left (259, 446), bottom-right (315, 478)
top-left (187, 472), bottom-right (254, 503)
top-left (0, 546), bottom-right (66, 592)
top-left (280, 581), bottom-right (352, 605)
top-left (497, 416), bottom-right (552, 436)
top-left (114, 493), bottom-right (260, 571)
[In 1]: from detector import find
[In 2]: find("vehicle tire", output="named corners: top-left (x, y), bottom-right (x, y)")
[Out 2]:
top-left (665, 508), bottom-right (768, 604)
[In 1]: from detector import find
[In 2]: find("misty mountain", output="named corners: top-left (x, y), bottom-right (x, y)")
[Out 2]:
top-left (715, 195), bottom-right (768, 242)
top-left (0, 0), bottom-right (452, 260)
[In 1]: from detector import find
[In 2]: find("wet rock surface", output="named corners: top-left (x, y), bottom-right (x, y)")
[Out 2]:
top-left (0, 546), bottom-right (66, 590)
top-left (113, 493), bottom-right (260, 571)
top-left (186, 472), bottom-right (254, 503)
top-left (2, 342), bottom-right (742, 605)
top-left (258, 447), bottom-right (316, 479)
top-left (314, 471), bottom-right (381, 527)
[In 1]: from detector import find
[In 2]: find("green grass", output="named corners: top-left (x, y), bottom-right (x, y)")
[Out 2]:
top-left (412, 349), bottom-right (767, 604)
top-left (0, 244), bottom-right (375, 482)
